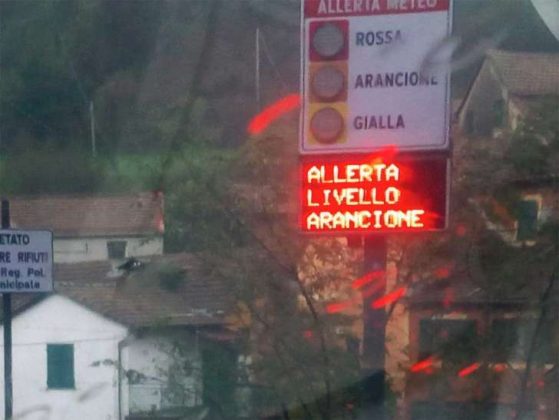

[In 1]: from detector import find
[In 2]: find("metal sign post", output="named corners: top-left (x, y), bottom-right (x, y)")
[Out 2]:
top-left (358, 235), bottom-right (387, 418)
top-left (2, 199), bottom-right (13, 420)
top-left (0, 199), bottom-right (53, 419)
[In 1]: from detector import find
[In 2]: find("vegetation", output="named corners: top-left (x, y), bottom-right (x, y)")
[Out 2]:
top-left (392, 96), bottom-right (559, 419)
top-left (508, 98), bottom-right (559, 177)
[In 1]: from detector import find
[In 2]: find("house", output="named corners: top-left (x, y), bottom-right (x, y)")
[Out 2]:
top-left (455, 50), bottom-right (559, 246)
top-left (457, 50), bottom-right (559, 137)
top-left (402, 276), bottom-right (557, 420)
top-left (8, 192), bottom-right (165, 263)
top-left (394, 49), bottom-right (559, 420)
top-left (0, 253), bottom-right (241, 420)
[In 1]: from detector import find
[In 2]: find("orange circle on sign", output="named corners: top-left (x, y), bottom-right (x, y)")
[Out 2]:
top-left (311, 66), bottom-right (345, 102)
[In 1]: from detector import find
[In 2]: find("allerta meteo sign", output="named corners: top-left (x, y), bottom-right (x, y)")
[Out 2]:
top-left (300, 154), bottom-right (449, 233)
top-left (0, 230), bottom-right (53, 293)
top-left (300, 0), bottom-right (452, 154)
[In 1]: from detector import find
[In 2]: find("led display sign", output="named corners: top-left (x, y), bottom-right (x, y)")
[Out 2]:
top-left (300, 154), bottom-right (448, 233)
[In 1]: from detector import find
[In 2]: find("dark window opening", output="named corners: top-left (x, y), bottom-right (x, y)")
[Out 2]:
top-left (419, 319), bottom-right (478, 365)
top-left (47, 344), bottom-right (75, 389)
top-left (490, 318), bottom-right (554, 364)
top-left (516, 200), bottom-right (538, 241)
top-left (107, 240), bottom-right (127, 259)
top-left (492, 99), bottom-right (505, 127)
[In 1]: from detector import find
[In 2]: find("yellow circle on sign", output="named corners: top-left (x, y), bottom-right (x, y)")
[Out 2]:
top-left (310, 107), bottom-right (345, 144)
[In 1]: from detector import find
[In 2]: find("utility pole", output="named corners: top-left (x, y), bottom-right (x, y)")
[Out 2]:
top-left (255, 27), bottom-right (261, 112)
top-left (89, 100), bottom-right (96, 158)
top-left (2, 199), bottom-right (12, 420)
top-left (359, 235), bottom-right (387, 419)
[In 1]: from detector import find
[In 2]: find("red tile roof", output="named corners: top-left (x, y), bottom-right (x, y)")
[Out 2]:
top-left (409, 271), bottom-right (555, 307)
top-left (53, 253), bottom-right (234, 327)
top-left (7, 192), bottom-right (164, 237)
top-left (487, 50), bottom-right (559, 96)
top-left (1, 253), bottom-right (234, 328)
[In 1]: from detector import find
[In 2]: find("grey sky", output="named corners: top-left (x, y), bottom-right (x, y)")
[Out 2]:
top-left (531, 0), bottom-right (559, 41)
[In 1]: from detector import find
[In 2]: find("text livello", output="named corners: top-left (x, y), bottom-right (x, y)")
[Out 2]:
top-left (306, 163), bottom-right (401, 207)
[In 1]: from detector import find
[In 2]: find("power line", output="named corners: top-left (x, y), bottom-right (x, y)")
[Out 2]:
top-left (258, 28), bottom-right (290, 93)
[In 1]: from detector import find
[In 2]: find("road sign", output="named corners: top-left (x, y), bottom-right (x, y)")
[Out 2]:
top-left (0, 229), bottom-right (53, 293)
top-left (300, 0), bottom-right (453, 154)
top-left (300, 153), bottom-right (449, 234)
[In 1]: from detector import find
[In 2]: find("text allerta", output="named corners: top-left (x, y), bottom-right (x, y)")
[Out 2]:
top-left (307, 163), bottom-right (399, 184)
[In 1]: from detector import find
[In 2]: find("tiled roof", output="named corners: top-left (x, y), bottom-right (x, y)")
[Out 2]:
top-left (3, 253), bottom-right (234, 328)
top-left (7, 192), bottom-right (164, 237)
top-left (408, 274), bottom-right (555, 307)
top-left (1, 294), bottom-right (46, 319)
top-left (409, 281), bottom-right (502, 306)
top-left (487, 50), bottom-right (559, 96)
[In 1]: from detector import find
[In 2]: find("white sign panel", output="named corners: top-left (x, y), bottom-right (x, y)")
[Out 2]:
top-left (0, 229), bottom-right (53, 293)
top-left (300, 0), bottom-right (453, 154)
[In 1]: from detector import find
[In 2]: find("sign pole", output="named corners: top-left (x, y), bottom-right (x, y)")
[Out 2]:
top-left (1, 199), bottom-right (12, 420)
top-left (359, 235), bottom-right (386, 419)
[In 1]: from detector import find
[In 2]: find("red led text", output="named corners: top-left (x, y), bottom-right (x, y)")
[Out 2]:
top-left (300, 156), bottom-right (448, 234)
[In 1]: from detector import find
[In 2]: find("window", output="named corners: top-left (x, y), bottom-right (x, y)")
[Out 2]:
top-left (107, 240), bottom-right (127, 259)
top-left (419, 319), bottom-right (477, 364)
top-left (490, 319), bottom-right (520, 361)
top-left (202, 344), bottom-right (237, 413)
top-left (516, 200), bottom-right (538, 241)
top-left (490, 318), bottom-right (554, 364)
top-left (411, 403), bottom-right (530, 420)
top-left (47, 344), bottom-right (74, 389)
top-left (492, 99), bottom-right (505, 127)
top-left (346, 336), bottom-right (360, 358)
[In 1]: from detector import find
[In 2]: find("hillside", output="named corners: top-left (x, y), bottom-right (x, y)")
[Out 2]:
top-left (0, 0), bottom-right (557, 153)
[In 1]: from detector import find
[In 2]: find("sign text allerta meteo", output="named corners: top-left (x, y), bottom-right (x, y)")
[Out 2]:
top-left (0, 230), bottom-right (53, 292)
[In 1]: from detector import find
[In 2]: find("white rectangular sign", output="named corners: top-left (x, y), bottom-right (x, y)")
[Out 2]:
top-left (0, 229), bottom-right (53, 293)
top-left (300, 0), bottom-right (453, 154)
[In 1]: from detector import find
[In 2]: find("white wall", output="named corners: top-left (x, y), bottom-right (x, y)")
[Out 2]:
top-left (120, 331), bottom-right (203, 417)
top-left (53, 236), bottom-right (163, 263)
top-left (0, 295), bottom-right (128, 420)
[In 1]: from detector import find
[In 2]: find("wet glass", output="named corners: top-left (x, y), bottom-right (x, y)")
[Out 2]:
top-left (0, 1), bottom-right (557, 419)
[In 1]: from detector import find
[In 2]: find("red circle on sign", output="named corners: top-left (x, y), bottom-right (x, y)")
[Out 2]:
top-left (309, 20), bottom-right (348, 62)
